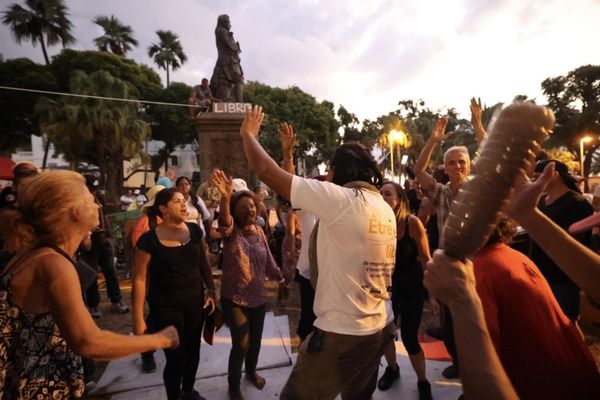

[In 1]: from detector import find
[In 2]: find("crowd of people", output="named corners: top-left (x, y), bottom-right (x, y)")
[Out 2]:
top-left (0, 99), bottom-right (599, 400)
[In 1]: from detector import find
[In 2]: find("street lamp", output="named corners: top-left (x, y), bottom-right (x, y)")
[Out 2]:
top-left (580, 136), bottom-right (592, 185)
top-left (388, 129), bottom-right (406, 180)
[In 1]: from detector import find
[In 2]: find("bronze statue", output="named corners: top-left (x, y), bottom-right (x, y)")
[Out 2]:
top-left (210, 14), bottom-right (244, 102)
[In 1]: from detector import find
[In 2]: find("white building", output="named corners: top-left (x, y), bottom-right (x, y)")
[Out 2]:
top-left (12, 135), bottom-right (199, 188)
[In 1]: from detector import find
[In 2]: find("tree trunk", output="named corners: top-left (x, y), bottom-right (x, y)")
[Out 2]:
top-left (41, 136), bottom-right (50, 170)
top-left (583, 144), bottom-right (598, 192)
top-left (105, 154), bottom-right (124, 206)
top-left (163, 146), bottom-right (169, 172)
top-left (97, 141), bottom-right (109, 201)
top-left (166, 61), bottom-right (170, 87)
top-left (40, 35), bottom-right (50, 65)
top-left (40, 35), bottom-right (53, 170)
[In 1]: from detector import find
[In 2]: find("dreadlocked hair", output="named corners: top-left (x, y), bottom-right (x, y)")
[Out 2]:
top-left (330, 143), bottom-right (384, 188)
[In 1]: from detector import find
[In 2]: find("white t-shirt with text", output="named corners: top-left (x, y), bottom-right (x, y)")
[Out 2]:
top-left (290, 176), bottom-right (396, 335)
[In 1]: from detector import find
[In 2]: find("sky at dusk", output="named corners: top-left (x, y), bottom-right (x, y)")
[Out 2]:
top-left (1, 0), bottom-right (599, 121)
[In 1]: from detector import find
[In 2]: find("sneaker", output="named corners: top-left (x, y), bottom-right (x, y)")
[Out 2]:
top-left (442, 364), bottom-right (459, 379)
top-left (418, 380), bottom-right (433, 400)
top-left (179, 389), bottom-right (206, 400)
top-left (141, 354), bottom-right (156, 373)
top-left (90, 307), bottom-right (102, 319)
top-left (377, 365), bottom-right (400, 391)
top-left (111, 301), bottom-right (129, 314)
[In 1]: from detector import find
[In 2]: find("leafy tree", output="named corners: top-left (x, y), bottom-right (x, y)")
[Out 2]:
top-left (3, 0), bottom-right (75, 167)
top-left (2, 0), bottom-right (74, 65)
top-left (543, 148), bottom-right (580, 173)
top-left (358, 100), bottom-right (474, 173)
top-left (145, 82), bottom-right (194, 170)
top-left (542, 65), bottom-right (600, 180)
top-left (51, 49), bottom-right (163, 99)
top-left (148, 30), bottom-right (187, 87)
top-left (93, 15), bottom-right (138, 57)
top-left (36, 70), bottom-right (149, 202)
top-left (243, 81), bottom-right (340, 172)
top-left (0, 57), bottom-right (57, 154)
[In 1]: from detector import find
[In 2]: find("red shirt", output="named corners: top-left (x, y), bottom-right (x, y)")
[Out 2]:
top-left (474, 244), bottom-right (600, 399)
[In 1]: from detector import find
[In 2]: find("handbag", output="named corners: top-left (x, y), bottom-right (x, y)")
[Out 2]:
top-left (202, 306), bottom-right (224, 345)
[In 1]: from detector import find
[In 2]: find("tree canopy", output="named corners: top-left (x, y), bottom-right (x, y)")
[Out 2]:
top-left (243, 81), bottom-right (341, 172)
top-left (93, 15), bottom-right (138, 56)
top-left (542, 64), bottom-right (600, 175)
top-left (36, 69), bottom-right (149, 202)
top-left (2, 0), bottom-right (74, 65)
top-left (51, 49), bottom-right (162, 99)
top-left (148, 30), bottom-right (187, 87)
top-left (0, 57), bottom-right (57, 154)
top-left (145, 82), bottom-right (194, 171)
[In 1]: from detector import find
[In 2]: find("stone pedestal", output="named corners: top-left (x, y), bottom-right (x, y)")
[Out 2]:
top-left (193, 112), bottom-right (257, 187)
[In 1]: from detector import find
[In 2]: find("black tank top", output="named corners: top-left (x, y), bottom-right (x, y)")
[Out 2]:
top-left (137, 222), bottom-right (205, 308)
top-left (393, 218), bottom-right (422, 279)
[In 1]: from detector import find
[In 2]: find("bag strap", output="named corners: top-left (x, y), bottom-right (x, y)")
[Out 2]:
top-left (307, 180), bottom-right (380, 290)
top-left (1, 243), bottom-right (74, 281)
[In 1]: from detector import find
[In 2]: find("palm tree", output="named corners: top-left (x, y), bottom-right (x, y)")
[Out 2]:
top-left (148, 30), bottom-right (187, 87)
top-left (2, 0), bottom-right (74, 65)
top-left (36, 70), bottom-right (149, 202)
top-left (3, 0), bottom-right (74, 170)
top-left (93, 15), bottom-right (138, 57)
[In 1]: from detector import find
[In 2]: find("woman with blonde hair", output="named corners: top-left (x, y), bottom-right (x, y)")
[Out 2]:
top-left (0, 170), bottom-right (178, 399)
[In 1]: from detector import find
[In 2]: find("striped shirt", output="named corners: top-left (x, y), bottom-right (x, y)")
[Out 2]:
top-left (424, 181), bottom-right (455, 248)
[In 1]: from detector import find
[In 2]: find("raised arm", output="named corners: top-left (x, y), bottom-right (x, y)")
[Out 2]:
top-left (470, 97), bottom-right (487, 145)
top-left (210, 169), bottom-right (234, 229)
top-left (279, 122), bottom-right (296, 175)
top-left (508, 163), bottom-right (600, 303)
top-left (424, 251), bottom-right (518, 400)
top-left (414, 116), bottom-right (449, 190)
top-left (240, 106), bottom-right (293, 199)
top-left (46, 254), bottom-right (178, 360)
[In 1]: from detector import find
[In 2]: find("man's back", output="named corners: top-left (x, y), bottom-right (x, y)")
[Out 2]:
top-left (290, 176), bottom-right (396, 335)
top-left (474, 244), bottom-right (600, 399)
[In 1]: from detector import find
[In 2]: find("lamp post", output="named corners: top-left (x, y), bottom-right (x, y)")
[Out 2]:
top-left (388, 129), bottom-right (406, 181)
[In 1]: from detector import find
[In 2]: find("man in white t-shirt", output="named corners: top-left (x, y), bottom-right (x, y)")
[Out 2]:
top-left (239, 106), bottom-right (396, 400)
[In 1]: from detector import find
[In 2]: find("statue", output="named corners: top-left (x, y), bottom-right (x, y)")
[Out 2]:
top-left (210, 14), bottom-right (244, 102)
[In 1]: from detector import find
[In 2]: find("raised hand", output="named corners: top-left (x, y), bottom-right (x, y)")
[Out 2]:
top-left (240, 105), bottom-right (265, 139)
top-left (278, 122), bottom-right (296, 152)
top-left (429, 116), bottom-right (451, 142)
top-left (507, 162), bottom-right (557, 221)
top-left (210, 169), bottom-right (234, 196)
top-left (470, 97), bottom-right (483, 127)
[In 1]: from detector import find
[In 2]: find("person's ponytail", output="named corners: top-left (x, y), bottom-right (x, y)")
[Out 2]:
top-left (0, 207), bottom-right (36, 253)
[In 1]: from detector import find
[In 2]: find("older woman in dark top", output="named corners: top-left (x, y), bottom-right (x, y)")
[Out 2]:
top-left (211, 169), bottom-right (285, 400)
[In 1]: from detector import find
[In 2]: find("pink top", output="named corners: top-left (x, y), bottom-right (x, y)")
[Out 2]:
top-left (219, 221), bottom-right (282, 307)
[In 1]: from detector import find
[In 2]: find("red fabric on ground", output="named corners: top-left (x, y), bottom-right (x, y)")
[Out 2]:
top-left (417, 332), bottom-right (451, 361)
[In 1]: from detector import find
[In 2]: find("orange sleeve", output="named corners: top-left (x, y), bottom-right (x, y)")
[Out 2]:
top-left (130, 215), bottom-right (149, 248)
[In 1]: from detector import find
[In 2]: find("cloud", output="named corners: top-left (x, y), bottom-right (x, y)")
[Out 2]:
top-left (1, 0), bottom-right (600, 121)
